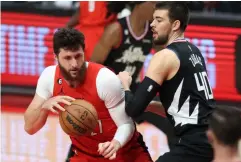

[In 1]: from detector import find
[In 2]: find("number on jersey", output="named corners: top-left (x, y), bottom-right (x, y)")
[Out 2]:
top-left (88, 1), bottom-right (95, 12)
top-left (91, 120), bottom-right (102, 136)
top-left (194, 72), bottom-right (214, 100)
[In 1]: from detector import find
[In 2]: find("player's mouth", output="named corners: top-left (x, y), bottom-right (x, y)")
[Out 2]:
top-left (152, 29), bottom-right (158, 38)
top-left (152, 32), bottom-right (158, 38)
top-left (70, 70), bottom-right (78, 74)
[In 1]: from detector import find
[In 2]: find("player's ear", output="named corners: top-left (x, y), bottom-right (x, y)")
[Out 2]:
top-left (172, 20), bottom-right (180, 31)
top-left (54, 54), bottom-right (59, 64)
top-left (206, 129), bottom-right (214, 145)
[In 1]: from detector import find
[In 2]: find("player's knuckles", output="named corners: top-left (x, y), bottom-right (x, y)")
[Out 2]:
top-left (99, 146), bottom-right (106, 154)
top-left (103, 146), bottom-right (113, 155)
top-left (105, 150), bottom-right (115, 158)
top-left (60, 99), bottom-right (69, 105)
top-left (64, 96), bottom-right (75, 101)
top-left (102, 147), bottom-right (111, 154)
top-left (103, 149), bottom-right (112, 156)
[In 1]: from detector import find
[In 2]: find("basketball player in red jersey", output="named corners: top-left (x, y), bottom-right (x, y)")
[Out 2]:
top-left (66, 2), bottom-right (124, 61)
top-left (91, 1), bottom-right (175, 150)
top-left (24, 28), bottom-right (152, 162)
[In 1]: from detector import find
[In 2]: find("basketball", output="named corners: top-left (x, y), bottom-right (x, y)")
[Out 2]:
top-left (59, 99), bottom-right (98, 136)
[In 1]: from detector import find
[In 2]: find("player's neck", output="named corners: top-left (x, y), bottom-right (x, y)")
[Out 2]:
top-left (214, 146), bottom-right (240, 162)
top-left (68, 81), bottom-right (79, 88)
top-left (129, 11), bottom-right (147, 37)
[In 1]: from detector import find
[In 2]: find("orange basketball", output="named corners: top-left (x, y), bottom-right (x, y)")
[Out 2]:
top-left (59, 99), bottom-right (98, 136)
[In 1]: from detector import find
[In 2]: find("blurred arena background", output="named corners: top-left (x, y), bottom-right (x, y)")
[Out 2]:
top-left (1, 1), bottom-right (241, 162)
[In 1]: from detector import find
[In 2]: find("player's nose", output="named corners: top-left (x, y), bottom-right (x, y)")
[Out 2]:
top-left (150, 20), bottom-right (155, 28)
top-left (70, 59), bottom-right (78, 68)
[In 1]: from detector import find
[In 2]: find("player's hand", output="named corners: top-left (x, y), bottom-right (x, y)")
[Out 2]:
top-left (41, 96), bottom-right (75, 114)
top-left (98, 139), bottom-right (121, 160)
top-left (118, 71), bottom-right (132, 90)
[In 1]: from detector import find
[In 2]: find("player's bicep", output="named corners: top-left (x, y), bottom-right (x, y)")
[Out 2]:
top-left (97, 68), bottom-right (124, 106)
top-left (146, 49), bottom-right (180, 85)
top-left (97, 68), bottom-right (133, 126)
top-left (91, 22), bottom-right (121, 64)
top-left (36, 66), bottom-right (54, 100)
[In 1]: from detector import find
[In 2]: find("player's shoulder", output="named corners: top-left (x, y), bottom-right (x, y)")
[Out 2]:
top-left (97, 67), bottom-right (121, 86)
top-left (97, 67), bottom-right (117, 80)
top-left (154, 48), bottom-right (177, 60)
top-left (40, 65), bottom-right (57, 77)
top-left (96, 67), bottom-right (123, 100)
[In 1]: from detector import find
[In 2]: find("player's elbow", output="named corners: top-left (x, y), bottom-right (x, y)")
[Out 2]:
top-left (125, 103), bottom-right (143, 118)
top-left (125, 107), bottom-right (135, 117)
top-left (24, 125), bottom-right (37, 135)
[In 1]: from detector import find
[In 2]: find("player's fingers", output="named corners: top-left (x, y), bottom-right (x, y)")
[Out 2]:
top-left (49, 107), bottom-right (58, 114)
top-left (53, 103), bottom-right (65, 112)
top-left (102, 144), bottom-right (114, 156)
top-left (62, 96), bottom-right (75, 101)
top-left (109, 152), bottom-right (117, 160)
top-left (98, 143), bottom-right (104, 153)
top-left (60, 99), bottom-right (72, 106)
top-left (98, 142), bottom-right (110, 154)
top-left (104, 148), bottom-right (116, 159)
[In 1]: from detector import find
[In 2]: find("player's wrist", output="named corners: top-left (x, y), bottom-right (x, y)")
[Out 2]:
top-left (123, 86), bottom-right (130, 91)
top-left (112, 138), bottom-right (122, 148)
top-left (113, 122), bottom-right (135, 147)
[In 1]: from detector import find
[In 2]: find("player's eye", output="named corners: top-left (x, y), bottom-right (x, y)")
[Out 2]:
top-left (65, 56), bottom-right (71, 60)
top-left (75, 54), bottom-right (81, 59)
top-left (157, 19), bottom-right (162, 23)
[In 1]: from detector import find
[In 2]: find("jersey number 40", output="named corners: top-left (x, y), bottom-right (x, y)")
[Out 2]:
top-left (194, 71), bottom-right (214, 100)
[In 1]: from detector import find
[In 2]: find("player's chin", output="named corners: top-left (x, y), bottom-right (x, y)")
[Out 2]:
top-left (69, 75), bottom-right (78, 80)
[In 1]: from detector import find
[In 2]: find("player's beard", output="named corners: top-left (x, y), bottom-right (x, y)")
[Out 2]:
top-left (59, 62), bottom-right (87, 83)
top-left (153, 33), bottom-right (169, 46)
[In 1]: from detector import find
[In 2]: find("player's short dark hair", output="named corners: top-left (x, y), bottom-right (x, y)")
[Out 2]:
top-left (107, 2), bottom-right (126, 14)
top-left (128, 1), bottom-right (144, 11)
top-left (155, 2), bottom-right (190, 32)
top-left (107, 1), bottom-right (143, 13)
top-left (209, 105), bottom-right (241, 147)
top-left (53, 28), bottom-right (85, 55)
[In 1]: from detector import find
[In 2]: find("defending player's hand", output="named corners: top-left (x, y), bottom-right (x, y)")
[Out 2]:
top-left (98, 139), bottom-right (121, 160)
top-left (118, 71), bottom-right (132, 90)
top-left (41, 95), bottom-right (75, 114)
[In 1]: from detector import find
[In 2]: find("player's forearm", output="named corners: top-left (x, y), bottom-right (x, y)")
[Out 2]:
top-left (91, 43), bottom-right (110, 64)
top-left (125, 77), bottom-right (160, 118)
top-left (66, 10), bottom-right (80, 28)
top-left (24, 107), bottom-right (49, 135)
top-left (113, 122), bottom-right (135, 147)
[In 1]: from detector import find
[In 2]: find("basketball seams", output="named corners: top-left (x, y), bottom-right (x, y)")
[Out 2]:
top-left (66, 109), bottom-right (94, 131)
top-left (70, 103), bottom-right (98, 121)
top-left (60, 112), bottom-right (77, 135)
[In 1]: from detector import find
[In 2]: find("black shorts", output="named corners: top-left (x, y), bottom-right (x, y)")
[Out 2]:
top-left (156, 133), bottom-right (213, 162)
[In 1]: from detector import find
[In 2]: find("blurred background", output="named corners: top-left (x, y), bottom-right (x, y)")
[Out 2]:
top-left (1, 1), bottom-right (241, 162)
